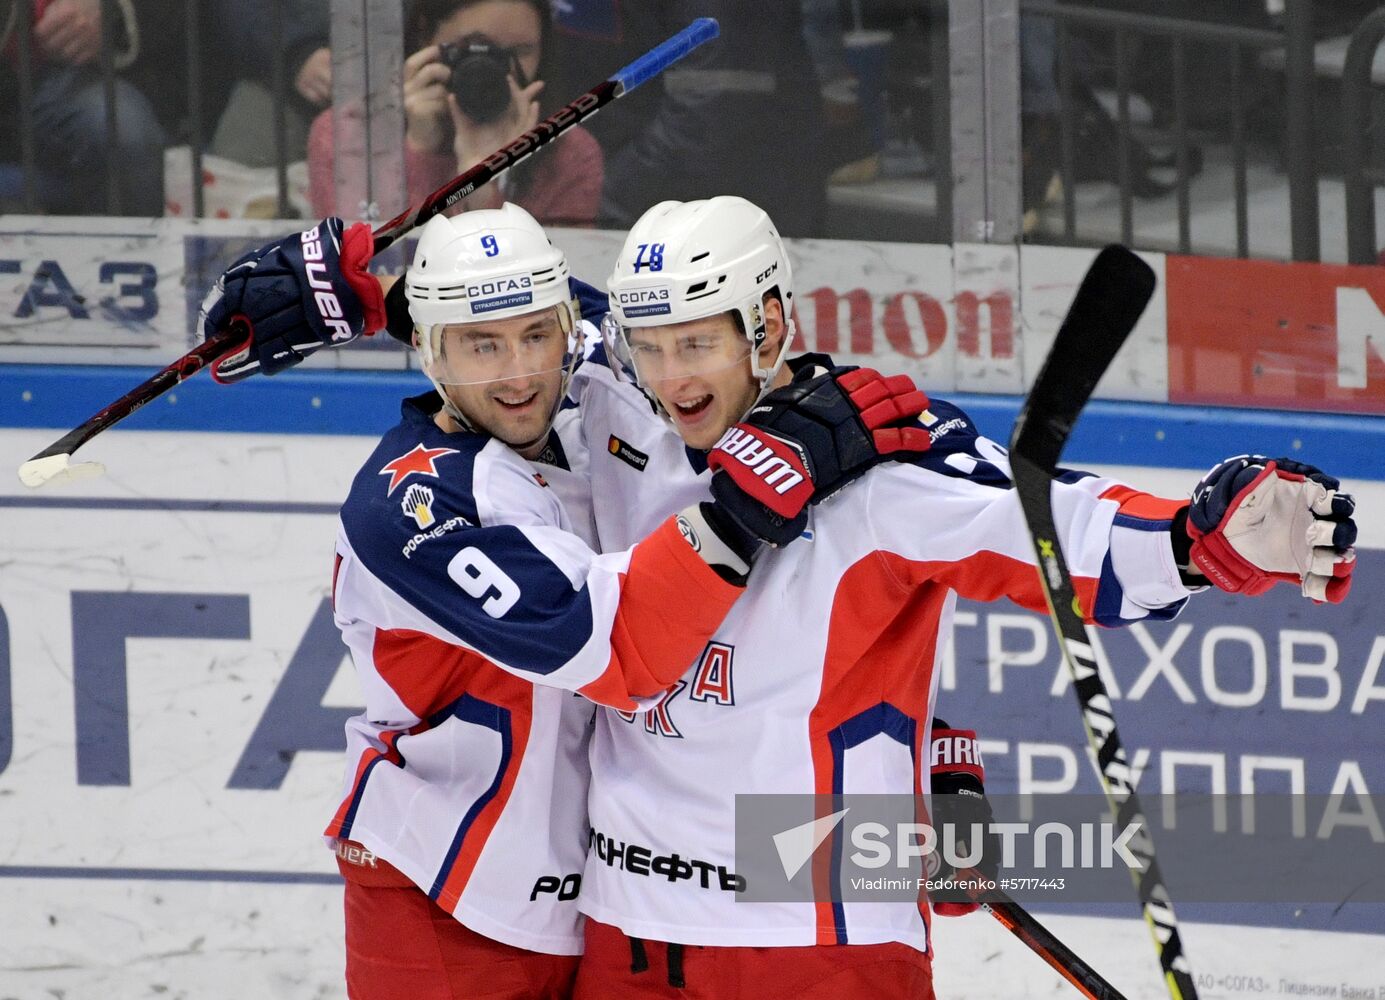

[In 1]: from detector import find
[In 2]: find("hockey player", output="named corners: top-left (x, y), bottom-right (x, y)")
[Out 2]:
top-left (196, 206), bottom-right (929, 1000)
top-left (199, 200), bottom-right (1357, 998)
top-left (558, 195), bottom-right (1357, 997)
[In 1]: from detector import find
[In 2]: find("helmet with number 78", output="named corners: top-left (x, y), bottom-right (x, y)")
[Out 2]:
top-left (604, 196), bottom-right (796, 416)
top-left (405, 203), bottom-right (582, 430)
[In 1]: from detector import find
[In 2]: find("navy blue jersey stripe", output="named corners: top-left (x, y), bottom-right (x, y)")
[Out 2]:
top-left (338, 751), bottom-right (395, 840)
top-left (570, 276), bottom-right (609, 323)
top-left (826, 702), bottom-right (919, 946)
top-left (428, 695), bottom-right (513, 900)
top-left (347, 519), bottom-right (596, 676)
top-left (1113, 512), bottom-right (1176, 531)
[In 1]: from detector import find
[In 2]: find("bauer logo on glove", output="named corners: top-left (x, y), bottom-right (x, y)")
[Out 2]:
top-left (198, 217), bottom-right (386, 383)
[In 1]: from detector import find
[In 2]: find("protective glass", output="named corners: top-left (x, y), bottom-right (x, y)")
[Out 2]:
top-left (421, 305), bottom-right (576, 387)
top-left (603, 313), bottom-right (752, 387)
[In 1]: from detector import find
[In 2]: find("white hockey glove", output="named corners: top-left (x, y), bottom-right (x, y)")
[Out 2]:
top-left (1183, 455), bottom-right (1357, 603)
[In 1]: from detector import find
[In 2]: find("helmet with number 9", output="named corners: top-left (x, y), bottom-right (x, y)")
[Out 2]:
top-left (405, 203), bottom-right (582, 436)
top-left (604, 196), bottom-right (796, 418)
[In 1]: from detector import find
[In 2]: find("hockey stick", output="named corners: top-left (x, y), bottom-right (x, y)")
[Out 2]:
top-left (1007, 245), bottom-right (1198, 1000)
top-left (979, 890), bottom-right (1129, 1000)
top-left (16, 17), bottom-right (720, 489)
top-left (951, 864), bottom-right (1128, 999)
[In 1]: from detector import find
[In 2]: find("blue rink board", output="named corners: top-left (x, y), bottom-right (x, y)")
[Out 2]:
top-left (4, 364), bottom-right (1385, 478)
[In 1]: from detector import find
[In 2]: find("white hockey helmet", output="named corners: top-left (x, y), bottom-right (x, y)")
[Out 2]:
top-left (603, 196), bottom-right (796, 414)
top-left (405, 203), bottom-right (582, 428)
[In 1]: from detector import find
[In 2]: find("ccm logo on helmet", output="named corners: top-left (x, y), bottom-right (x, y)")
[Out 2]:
top-left (755, 262), bottom-right (778, 284)
top-left (714, 427), bottom-right (806, 495)
top-left (300, 224), bottom-right (355, 342)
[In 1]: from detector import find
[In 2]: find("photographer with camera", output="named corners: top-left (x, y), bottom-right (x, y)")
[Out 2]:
top-left (308, 0), bottom-right (603, 226)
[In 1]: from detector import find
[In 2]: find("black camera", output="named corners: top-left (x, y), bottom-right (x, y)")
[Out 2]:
top-left (438, 34), bottom-right (530, 125)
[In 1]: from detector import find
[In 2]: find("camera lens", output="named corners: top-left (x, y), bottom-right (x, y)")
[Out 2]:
top-left (443, 36), bottom-right (518, 124)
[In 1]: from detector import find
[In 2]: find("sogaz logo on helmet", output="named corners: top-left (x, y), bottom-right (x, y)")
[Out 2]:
top-left (468, 273), bottom-right (534, 314)
top-left (617, 285), bottom-right (672, 318)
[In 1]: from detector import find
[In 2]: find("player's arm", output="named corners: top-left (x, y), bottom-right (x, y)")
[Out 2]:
top-left (864, 400), bottom-right (1191, 625)
top-left (339, 467), bottom-right (755, 717)
top-left (865, 400), bottom-right (1357, 623)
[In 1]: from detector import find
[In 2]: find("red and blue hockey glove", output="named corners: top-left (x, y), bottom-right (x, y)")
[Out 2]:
top-left (707, 365), bottom-right (930, 546)
top-left (198, 218), bottom-right (386, 383)
top-left (1184, 455), bottom-right (1357, 603)
top-left (928, 719), bottom-right (997, 917)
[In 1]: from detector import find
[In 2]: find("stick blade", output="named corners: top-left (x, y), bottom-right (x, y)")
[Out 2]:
top-left (17, 453), bottom-right (107, 489)
top-left (1010, 245), bottom-right (1156, 473)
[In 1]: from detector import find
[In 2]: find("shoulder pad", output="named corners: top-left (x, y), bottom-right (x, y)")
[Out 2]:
top-left (903, 398), bottom-right (1014, 489)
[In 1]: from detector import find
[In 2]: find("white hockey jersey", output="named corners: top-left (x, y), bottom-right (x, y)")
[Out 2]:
top-left (325, 392), bottom-right (744, 954)
top-left (570, 353), bottom-right (1196, 953)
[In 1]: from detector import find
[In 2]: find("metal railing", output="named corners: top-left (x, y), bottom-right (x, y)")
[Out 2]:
top-left (11, 0), bottom-right (38, 211)
top-left (1341, 7), bottom-right (1385, 266)
top-left (0, 0), bottom-right (1341, 263)
top-left (1020, 0), bottom-right (1319, 261)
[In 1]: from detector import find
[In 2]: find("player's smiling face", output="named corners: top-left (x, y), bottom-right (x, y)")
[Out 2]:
top-left (626, 301), bottom-right (786, 450)
top-left (433, 309), bottom-right (568, 456)
top-left (627, 314), bottom-right (756, 449)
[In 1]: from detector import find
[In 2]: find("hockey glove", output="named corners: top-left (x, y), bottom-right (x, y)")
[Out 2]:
top-left (927, 719), bottom-right (997, 916)
top-left (199, 218), bottom-right (386, 383)
top-left (675, 501), bottom-right (762, 586)
top-left (1183, 455), bottom-right (1357, 603)
top-left (707, 366), bottom-right (931, 546)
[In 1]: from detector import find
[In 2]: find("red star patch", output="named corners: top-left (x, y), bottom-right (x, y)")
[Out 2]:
top-left (378, 444), bottom-right (459, 495)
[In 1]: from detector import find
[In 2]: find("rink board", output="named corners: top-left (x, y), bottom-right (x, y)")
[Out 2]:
top-left (1, 399), bottom-right (1383, 998)
top-left (4, 216), bottom-right (1385, 415)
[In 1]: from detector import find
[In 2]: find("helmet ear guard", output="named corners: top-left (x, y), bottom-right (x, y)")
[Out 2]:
top-left (738, 291), bottom-right (793, 390)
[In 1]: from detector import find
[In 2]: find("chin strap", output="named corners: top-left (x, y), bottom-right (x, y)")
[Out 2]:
top-left (747, 315), bottom-right (797, 406)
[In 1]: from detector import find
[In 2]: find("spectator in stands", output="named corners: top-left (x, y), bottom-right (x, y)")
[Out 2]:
top-left (208, 0), bottom-right (331, 168)
top-left (307, 0), bottom-right (603, 227)
top-left (12, 0), bottom-right (168, 216)
top-left (1018, 7), bottom-right (1191, 233)
top-left (550, 1), bottom-right (828, 237)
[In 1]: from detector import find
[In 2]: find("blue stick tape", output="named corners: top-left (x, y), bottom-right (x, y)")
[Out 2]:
top-left (610, 18), bottom-right (719, 95)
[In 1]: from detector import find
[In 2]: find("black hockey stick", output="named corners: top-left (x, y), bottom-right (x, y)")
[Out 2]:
top-left (16, 18), bottom-right (720, 489)
top-left (979, 888), bottom-right (1129, 1000)
top-left (1008, 246), bottom-right (1199, 1000)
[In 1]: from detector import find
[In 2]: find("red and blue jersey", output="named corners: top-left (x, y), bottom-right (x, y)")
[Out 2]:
top-left (569, 355), bottom-right (1195, 953)
top-left (325, 392), bottom-right (743, 954)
